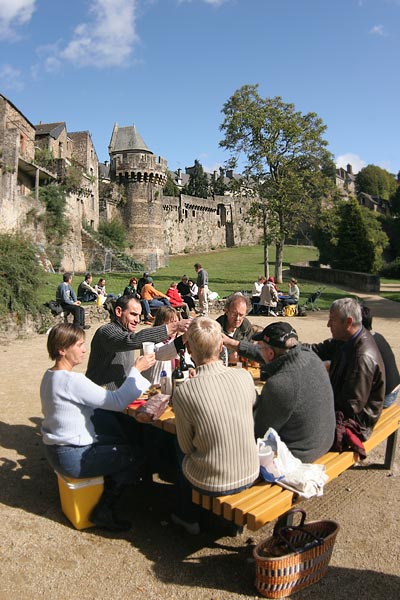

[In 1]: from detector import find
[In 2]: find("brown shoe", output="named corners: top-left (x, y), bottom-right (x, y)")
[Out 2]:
top-left (143, 321), bottom-right (153, 325)
top-left (147, 314), bottom-right (155, 321)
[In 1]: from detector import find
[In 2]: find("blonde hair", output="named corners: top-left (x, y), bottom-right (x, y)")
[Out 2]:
top-left (186, 317), bottom-right (222, 365)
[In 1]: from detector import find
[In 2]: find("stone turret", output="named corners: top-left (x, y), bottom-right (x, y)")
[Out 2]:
top-left (108, 123), bottom-right (168, 270)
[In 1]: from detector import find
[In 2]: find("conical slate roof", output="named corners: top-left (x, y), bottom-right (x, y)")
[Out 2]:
top-left (108, 123), bottom-right (152, 154)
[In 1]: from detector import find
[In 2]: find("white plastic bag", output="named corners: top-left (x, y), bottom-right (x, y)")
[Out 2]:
top-left (257, 428), bottom-right (328, 498)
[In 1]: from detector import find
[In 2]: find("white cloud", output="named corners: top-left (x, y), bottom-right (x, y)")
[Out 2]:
top-left (0, 0), bottom-right (36, 40)
top-left (59, 0), bottom-right (139, 68)
top-left (369, 24), bottom-right (386, 36)
top-left (0, 63), bottom-right (24, 91)
top-left (178, 0), bottom-right (228, 5)
top-left (335, 153), bottom-right (366, 174)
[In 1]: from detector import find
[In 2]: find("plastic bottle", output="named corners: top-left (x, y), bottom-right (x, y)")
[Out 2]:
top-left (160, 369), bottom-right (172, 395)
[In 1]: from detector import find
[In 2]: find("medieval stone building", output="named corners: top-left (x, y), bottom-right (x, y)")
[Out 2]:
top-left (0, 95), bottom-right (270, 273)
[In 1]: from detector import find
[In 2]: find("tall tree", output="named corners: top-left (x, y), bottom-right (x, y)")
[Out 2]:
top-left (210, 167), bottom-right (227, 196)
top-left (185, 159), bottom-right (209, 199)
top-left (356, 164), bottom-right (397, 200)
top-left (219, 84), bottom-right (334, 281)
top-left (313, 199), bottom-right (388, 274)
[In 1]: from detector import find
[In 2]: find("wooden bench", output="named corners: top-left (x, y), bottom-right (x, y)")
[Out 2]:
top-left (192, 403), bottom-right (400, 531)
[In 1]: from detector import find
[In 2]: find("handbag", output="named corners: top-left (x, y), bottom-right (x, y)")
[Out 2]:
top-left (47, 300), bottom-right (63, 316)
top-left (253, 508), bottom-right (339, 598)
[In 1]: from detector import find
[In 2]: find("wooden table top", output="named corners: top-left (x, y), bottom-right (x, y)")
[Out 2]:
top-left (126, 364), bottom-right (264, 435)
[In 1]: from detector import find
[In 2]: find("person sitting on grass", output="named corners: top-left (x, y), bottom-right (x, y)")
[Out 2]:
top-left (123, 276), bottom-right (154, 325)
top-left (172, 317), bottom-right (259, 535)
top-left (141, 277), bottom-right (172, 311)
top-left (77, 273), bottom-right (98, 303)
top-left (56, 272), bottom-right (89, 330)
top-left (166, 282), bottom-right (191, 318)
top-left (40, 322), bottom-right (155, 531)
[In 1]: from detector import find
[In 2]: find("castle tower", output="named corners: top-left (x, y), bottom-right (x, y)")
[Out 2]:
top-left (108, 123), bottom-right (168, 270)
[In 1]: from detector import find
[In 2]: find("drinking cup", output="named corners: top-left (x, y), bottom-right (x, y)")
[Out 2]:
top-left (142, 342), bottom-right (155, 354)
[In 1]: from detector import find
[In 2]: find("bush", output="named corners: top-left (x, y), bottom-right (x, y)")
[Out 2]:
top-left (380, 258), bottom-right (400, 278)
top-left (98, 217), bottom-right (126, 250)
top-left (0, 234), bottom-right (43, 318)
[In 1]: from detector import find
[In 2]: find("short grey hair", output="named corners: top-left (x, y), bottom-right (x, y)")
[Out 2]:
top-left (224, 292), bottom-right (250, 313)
top-left (186, 317), bottom-right (222, 365)
top-left (330, 297), bottom-right (362, 327)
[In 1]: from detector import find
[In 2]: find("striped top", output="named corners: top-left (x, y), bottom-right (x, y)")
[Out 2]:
top-left (173, 361), bottom-right (259, 494)
top-left (86, 320), bottom-right (170, 389)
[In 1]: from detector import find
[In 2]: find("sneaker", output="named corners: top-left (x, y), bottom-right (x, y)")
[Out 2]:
top-left (171, 513), bottom-right (200, 535)
top-left (269, 311), bottom-right (277, 317)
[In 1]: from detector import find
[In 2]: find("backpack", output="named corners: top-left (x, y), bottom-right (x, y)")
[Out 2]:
top-left (283, 304), bottom-right (297, 317)
top-left (47, 300), bottom-right (63, 316)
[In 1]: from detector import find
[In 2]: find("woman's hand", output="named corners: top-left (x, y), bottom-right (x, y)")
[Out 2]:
top-left (134, 352), bottom-right (156, 372)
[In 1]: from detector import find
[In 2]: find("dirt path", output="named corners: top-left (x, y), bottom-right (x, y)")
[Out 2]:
top-left (1, 298), bottom-right (400, 599)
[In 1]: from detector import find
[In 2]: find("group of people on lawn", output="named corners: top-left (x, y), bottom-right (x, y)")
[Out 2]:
top-left (44, 275), bottom-right (399, 535)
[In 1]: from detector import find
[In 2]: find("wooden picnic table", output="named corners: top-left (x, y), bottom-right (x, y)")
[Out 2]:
top-left (126, 364), bottom-right (264, 435)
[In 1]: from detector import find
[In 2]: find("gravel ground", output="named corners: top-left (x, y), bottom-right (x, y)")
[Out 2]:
top-left (1, 292), bottom-right (400, 599)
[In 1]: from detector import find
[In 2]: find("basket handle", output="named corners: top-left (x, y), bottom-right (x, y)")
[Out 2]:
top-left (273, 508), bottom-right (306, 536)
top-left (275, 527), bottom-right (324, 554)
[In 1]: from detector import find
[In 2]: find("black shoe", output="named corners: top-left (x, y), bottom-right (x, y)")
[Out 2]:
top-left (82, 325), bottom-right (91, 330)
top-left (90, 504), bottom-right (131, 531)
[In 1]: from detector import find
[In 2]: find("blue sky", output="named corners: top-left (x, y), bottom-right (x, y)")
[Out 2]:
top-left (1, 0), bottom-right (399, 175)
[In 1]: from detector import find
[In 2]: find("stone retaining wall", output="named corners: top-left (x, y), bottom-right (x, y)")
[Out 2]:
top-left (290, 262), bottom-right (380, 293)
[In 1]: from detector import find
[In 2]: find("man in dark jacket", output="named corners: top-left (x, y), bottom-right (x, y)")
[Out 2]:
top-left (310, 298), bottom-right (385, 440)
top-left (216, 293), bottom-right (253, 364)
top-left (223, 321), bottom-right (336, 463)
top-left (361, 305), bottom-right (399, 408)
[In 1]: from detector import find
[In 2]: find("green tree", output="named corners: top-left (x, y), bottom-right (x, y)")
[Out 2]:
top-left (219, 84), bottom-right (335, 282)
top-left (163, 171), bottom-right (181, 197)
top-left (313, 199), bottom-right (388, 273)
top-left (355, 165), bottom-right (397, 200)
top-left (184, 160), bottom-right (209, 199)
top-left (210, 167), bottom-right (227, 196)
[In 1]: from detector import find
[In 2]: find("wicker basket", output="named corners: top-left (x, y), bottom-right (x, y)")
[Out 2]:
top-left (253, 509), bottom-right (339, 598)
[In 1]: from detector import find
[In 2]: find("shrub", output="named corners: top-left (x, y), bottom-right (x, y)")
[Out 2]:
top-left (380, 258), bottom-right (400, 278)
top-left (98, 217), bottom-right (126, 250)
top-left (0, 234), bottom-right (43, 318)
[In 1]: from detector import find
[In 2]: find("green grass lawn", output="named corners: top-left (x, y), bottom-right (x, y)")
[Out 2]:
top-left (39, 245), bottom-right (370, 311)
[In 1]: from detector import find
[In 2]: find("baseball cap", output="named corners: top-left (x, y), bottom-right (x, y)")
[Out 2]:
top-left (252, 322), bottom-right (298, 348)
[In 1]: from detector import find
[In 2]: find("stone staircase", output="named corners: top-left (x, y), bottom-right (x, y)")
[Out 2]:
top-left (81, 228), bottom-right (143, 272)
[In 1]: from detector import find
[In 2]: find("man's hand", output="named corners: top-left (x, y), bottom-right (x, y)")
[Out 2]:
top-left (167, 319), bottom-right (191, 337)
top-left (135, 352), bottom-right (156, 372)
top-left (221, 333), bottom-right (239, 350)
top-left (74, 301), bottom-right (81, 306)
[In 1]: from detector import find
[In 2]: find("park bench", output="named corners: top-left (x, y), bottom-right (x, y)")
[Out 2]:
top-left (192, 403), bottom-right (400, 531)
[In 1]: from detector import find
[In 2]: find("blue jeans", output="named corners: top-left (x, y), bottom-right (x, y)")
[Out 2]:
top-left (44, 411), bottom-right (145, 488)
top-left (140, 299), bottom-right (151, 319)
top-left (384, 388), bottom-right (399, 408)
top-left (149, 298), bottom-right (171, 308)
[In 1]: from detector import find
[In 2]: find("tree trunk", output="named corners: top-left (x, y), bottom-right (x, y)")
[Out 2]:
top-left (275, 240), bottom-right (284, 283)
top-left (263, 210), bottom-right (269, 278)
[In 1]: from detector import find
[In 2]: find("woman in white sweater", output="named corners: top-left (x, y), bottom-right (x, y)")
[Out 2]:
top-left (40, 323), bottom-right (155, 531)
top-left (172, 317), bottom-right (259, 534)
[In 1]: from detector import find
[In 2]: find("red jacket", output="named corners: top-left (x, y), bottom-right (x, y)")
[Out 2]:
top-left (167, 287), bottom-right (184, 307)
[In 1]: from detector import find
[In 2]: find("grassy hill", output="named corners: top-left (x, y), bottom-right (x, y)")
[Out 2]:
top-left (39, 245), bottom-right (362, 311)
